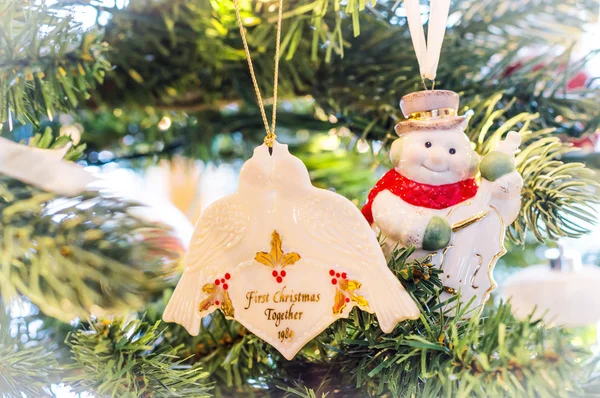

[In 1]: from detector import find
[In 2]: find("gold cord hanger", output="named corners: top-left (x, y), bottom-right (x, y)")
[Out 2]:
top-left (233, 0), bottom-right (283, 155)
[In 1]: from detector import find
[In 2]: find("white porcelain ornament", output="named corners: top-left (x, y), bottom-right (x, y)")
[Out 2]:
top-left (164, 142), bottom-right (419, 360)
top-left (362, 90), bottom-right (523, 313)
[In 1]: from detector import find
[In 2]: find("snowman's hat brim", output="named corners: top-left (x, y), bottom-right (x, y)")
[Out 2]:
top-left (394, 115), bottom-right (468, 136)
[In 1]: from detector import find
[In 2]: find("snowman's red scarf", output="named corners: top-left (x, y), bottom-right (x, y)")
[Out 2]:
top-left (361, 169), bottom-right (479, 224)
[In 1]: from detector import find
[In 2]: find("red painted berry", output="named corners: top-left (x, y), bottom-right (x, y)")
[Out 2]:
top-left (225, 273), bottom-right (231, 280)
top-left (215, 300), bottom-right (220, 306)
top-left (215, 279), bottom-right (220, 285)
top-left (329, 270), bottom-right (335, 276)
top-left (342, 272), bottom-right (347, 279)
top-left (281, 270), bottom-right (286, 277)
top-left (272, 270), bottom-right (278, 277)
top-left (336, 273), bottom-right (340, 278)
top-left (276, 276), bottom-right (283, 283)
top-left (345, 298), bottom-right (350, 303)
top-left (221, 278), bottom-right (225, 283)
top-left (331, 279), bottom-right (337, 285)
top-left (223, 284), bottom-right (229, 290)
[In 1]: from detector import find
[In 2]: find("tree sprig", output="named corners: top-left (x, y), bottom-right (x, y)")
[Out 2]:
top-left (464, 93), bottom-right (599, 243)
top-left (0, 324), bottom-right (59, 398)
top-left (65, 318), bottom-right (211, 397)
top-left (0, 1), bottom-right (110, 126)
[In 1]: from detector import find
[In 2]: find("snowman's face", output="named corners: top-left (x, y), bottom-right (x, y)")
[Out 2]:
top-left (391, 129), bottom-right (477, 185)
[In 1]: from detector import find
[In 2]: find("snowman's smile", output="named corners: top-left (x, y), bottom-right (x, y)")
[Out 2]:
top-left (421, 163), bottom-right (449, 173)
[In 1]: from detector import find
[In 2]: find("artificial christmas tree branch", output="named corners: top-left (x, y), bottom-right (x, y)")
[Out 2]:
top-left (20, 247), bottom-right (590, 397)
top-left (4, 1), bottom-right (597, 136)
top-left (64, 318), bottom-right (211, 397)
top-left (0, 128), bottom-right (185, 323)
top-left (0, 1), bottom-right (110, 127)
top-left (464, 94), bottom-right (599, 243)
top-left (0, 324), bottom-right (60, 397)
top-left (0, 176), bottom-right (184, 323)
top-left (90, 0), bottom-right (598, 135)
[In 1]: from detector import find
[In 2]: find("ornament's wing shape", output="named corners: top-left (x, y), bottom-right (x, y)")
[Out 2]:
top-left (163, 194), bottom-right (250, 335)
top-left (184, 196), bottom-right (248, 273)
top-left (295, 189), bottom-right (420, 332)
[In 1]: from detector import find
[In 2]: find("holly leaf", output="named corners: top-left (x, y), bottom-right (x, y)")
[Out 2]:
top-left (221, 291), bottom-right (235, 317)
top-left (349, 291), bottom-right (369, 308)
top-left (340, 279), bottom-right (361, 292)
top-left (282, 252), bottom-right (301, 267)
top-left (255, 251), bottom-right (276, 268)
top-left (332, 289), bottom-right (346, 315)
top-left (270, 230), bottom-right (284, 264)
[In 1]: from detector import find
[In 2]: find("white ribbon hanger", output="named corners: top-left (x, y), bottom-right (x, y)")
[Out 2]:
top-left (404, 0), bottom-right (451, 84)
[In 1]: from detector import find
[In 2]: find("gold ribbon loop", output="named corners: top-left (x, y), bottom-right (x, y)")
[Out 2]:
top-left (233, 0), bottom-right (283, 152)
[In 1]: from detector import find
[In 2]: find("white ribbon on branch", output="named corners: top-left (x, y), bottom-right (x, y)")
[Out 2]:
top-left (0, 136), bottom-right (96, 195)
top-left (404, 0), bottom-right (451, 81)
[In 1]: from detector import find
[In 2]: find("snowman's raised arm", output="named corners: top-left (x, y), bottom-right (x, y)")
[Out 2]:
top-left (476, 131), bottom-right (523, 223)
top-left (480, 132), bottom-right (521, 183)
top-left (495, 131), bottom-right (521, 155)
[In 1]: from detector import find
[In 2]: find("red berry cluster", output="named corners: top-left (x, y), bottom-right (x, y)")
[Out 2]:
top-left (214, 273), bottom-right (231, 305)
top-left (272, 269), bottom-right (287, 283)
top-left (329, 269), bottom-right (351, 303)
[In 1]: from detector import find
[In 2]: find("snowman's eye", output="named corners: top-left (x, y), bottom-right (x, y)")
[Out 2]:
top-left (449, 148), bottom-right (456, 155)
top-left (425, 141), bottom-right (432, 148)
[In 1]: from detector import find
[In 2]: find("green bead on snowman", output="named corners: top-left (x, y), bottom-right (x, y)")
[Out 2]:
top-left (362, 90), bottom-right (522, 314)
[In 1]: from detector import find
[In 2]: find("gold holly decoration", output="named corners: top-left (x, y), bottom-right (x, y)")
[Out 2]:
top-left (199, 272), bottom-right (234, 317)
top-left (255, 230), bottom-right (301, 268)
top-left (330, 269), bottom-right (369, 314)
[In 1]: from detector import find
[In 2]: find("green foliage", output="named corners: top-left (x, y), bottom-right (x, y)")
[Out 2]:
top-left (25, 125), bottom-right (87, 161)
top-left (312, 0), bottom-right (599, 137)
top-left (0, 174), bottom-right (184, 323)
top-left (0, 324), bottom-right (59, 397)
top-left (3, 247), bottom-right (597, 397)
top-left (65, 318), bottom-right (211, 397)
top-left (153, 248), bottom-right (594, 397)
top-left (464, 94), bottom-right (599, 243)
top-left (4, 0), bottom-right (596, 138)
top-left (0, 1), bottom-right (110, 127)
top-left (285, 305), bottom-right (594, 397)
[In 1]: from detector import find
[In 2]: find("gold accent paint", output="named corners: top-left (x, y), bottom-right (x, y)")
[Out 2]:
top-left (443, 286), bottom-right (456, 294)
top-left (445, 200), bottom-right (472, 219)
top-left (452, 211), bottom-right (489, 232)
top-left (438, 245), bottom-right (453, 271)
top-left (332, 289), bottom-right (346, 314)
top-left (333, 277), bottom-right (369, 314)
top-left (221, 291), bottom-right (235, 317)
top-left (255, 230), bottom-right (301, 268)
top-left (199, 282), bottom-right (235, 317)
top-left (408, 107), bottom-right (456, 121)
top-left (471, 254), bottom-right (483, 289)
top-left (477, 205), bottom-right (506, 314)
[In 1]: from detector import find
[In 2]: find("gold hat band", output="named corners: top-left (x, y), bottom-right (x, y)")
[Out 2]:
top-left (408, 107), bottom-right (456, 121)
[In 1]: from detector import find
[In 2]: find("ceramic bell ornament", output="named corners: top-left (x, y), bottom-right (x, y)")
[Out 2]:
top-left (362, 90), bottom-right (523, 313)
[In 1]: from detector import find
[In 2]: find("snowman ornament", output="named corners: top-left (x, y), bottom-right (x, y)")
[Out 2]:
top-left (362, 90), bottom-right (523, 313)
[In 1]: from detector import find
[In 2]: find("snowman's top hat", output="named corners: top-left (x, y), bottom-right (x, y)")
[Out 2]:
top-left (395, 90), bottom-right (467, 136)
